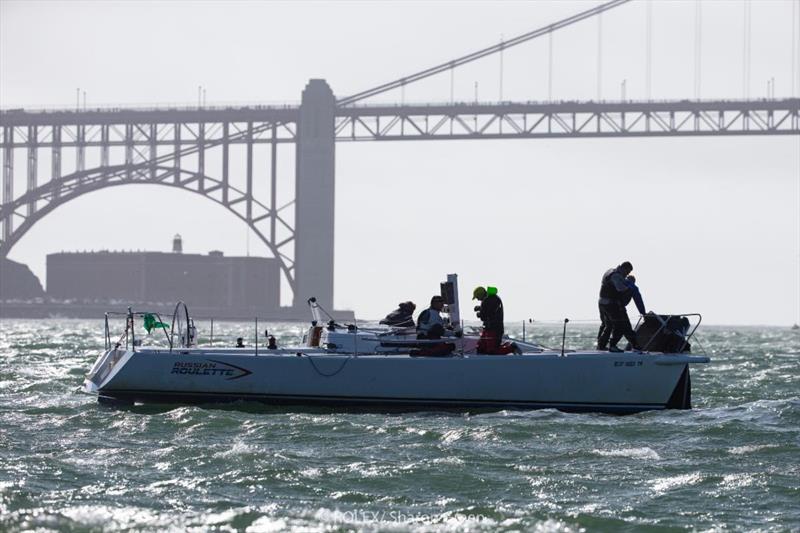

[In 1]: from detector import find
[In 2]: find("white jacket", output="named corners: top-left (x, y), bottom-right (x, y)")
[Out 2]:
top-left (416, 307), bottom-right (444, 335)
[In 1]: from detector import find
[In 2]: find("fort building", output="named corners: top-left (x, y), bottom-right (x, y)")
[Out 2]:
top-left (46, 235), bottom-right (279, 317)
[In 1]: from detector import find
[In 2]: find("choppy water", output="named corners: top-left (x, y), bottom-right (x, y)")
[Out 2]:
top-left (0, 319), bottom-right (798, 532)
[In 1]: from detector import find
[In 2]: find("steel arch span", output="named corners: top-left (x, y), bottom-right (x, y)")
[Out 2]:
top-left (0, 163), bottom-right (297, 293)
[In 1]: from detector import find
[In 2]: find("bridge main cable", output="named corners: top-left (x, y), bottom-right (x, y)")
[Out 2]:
top-left (337, 0), bottom-right (632, 107)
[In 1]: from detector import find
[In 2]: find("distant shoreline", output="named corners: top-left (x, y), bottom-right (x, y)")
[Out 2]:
top-left (0, 301), bottom-right (354, 323)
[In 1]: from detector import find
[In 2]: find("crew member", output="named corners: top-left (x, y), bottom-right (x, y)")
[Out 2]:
top-left (379, 301), bottom-right (416, 328)
top-left (597, 261), bottom-right (641, 352)
top-left (622, 275), bottom-right (646, 316)
top-left (416, 296), bottom-right (446, 339)
top-left (473, 286), bottom-right (518, 355)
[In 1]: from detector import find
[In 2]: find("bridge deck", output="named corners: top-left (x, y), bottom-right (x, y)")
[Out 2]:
top-left (1, 99), bottom-right (798, 139)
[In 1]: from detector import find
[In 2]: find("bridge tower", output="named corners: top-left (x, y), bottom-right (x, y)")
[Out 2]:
top-left (294, 79), bottom-right (336, 309)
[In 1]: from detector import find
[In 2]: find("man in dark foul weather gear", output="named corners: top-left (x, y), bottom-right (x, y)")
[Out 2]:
top-left (622, 275), bottom-right (646, 316)
top-left (597, 261), bottom-right (642, 352)
top-left (473, 286), bottom-right (519, 355)
top-left (380, 301), bottom-right (416, 328)
top-left (416, 295), bottom-right (446, 340)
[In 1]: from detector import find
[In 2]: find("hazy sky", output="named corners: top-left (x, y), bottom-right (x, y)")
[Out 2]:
top-left (1, 0), bottom-right (799, 325)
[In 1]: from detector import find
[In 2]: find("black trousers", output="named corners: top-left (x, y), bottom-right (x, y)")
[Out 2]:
top-left (417, 323), bottom-right (445, 340)
top-left (598, 303), bottom-right (638, 349)
top-left (597, 303), bottom-right (612, 349)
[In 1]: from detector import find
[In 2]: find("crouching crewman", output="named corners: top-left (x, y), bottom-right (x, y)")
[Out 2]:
top-left (473, 286), bottom-right (520, 355)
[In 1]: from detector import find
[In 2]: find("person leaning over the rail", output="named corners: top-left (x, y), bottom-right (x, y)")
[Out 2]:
top-left (622, 275), bottom-right (646, 316)
top-left (597, 261), bottom-right (643, 353)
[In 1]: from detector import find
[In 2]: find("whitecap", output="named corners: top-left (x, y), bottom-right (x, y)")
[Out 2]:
top-left (300, 467), bottom-right (322, 479)
top-left (334, 461), bottom-right (390, 478)
top-left (728, 444), bottom-right (778, 455)
top-left (440, 429), bottom-right (463, 444)
top-left (213, 440), bottom-right (255, 458)
top-left (720, 473), bottom-right (756, 490)
top-left (593, 447), bottom-right (661, 460)
top-left (532, 518), bottom-right (587, 532)
top-left (59, 505), bottom-right (172, 530)
top-left (204, 507), bottom-right (243, 525)
top-left (471, 428), bottom-right (496, 441)
top-left (649, 472), bottom-right (702, 495)
top-left (432, 456), bottom-right (464, 466)
top-left (576, 503), bottom-right (602, 514)
top-left (245, 516), bottom-right (289, 533)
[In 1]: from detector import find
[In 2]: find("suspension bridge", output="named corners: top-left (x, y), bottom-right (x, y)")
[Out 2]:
top-left (1, 0), bottom-right (798, 311)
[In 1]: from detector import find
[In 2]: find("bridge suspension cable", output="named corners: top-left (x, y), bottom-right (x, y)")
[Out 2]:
top-left (694, 0), bottom-right (702, 99)
top-left (743, 0), bottom-right (752, 99)
top-left (645, 0), bottom-right (652, 100)
top-left (597, 12), bottom-right (603, 100)
top-left (337, 0), bottom-right (632, 106)
top-left (792, 0), bottom-right (798, 97)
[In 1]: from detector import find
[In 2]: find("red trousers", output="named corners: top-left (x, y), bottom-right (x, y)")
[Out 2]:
top-left (477, 330), bottom-right (516, 355)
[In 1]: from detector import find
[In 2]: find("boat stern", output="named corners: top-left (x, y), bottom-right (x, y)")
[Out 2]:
top-left (654, 354), bottom-right (709, 410)
top-left (82, 347), bottom-right (133, 396)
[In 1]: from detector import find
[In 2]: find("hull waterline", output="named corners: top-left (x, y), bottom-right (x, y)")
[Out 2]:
top-left (84, 348), bottom-right (706, 414)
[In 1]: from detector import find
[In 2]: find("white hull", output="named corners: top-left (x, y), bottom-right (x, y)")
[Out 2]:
top-left (83, 347), bottom-right (708, 413)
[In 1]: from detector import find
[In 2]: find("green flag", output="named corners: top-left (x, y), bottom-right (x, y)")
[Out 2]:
top-left (143, 313), bottom-right (169, 334)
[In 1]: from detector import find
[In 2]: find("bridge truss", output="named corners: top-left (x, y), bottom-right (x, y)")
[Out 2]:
top-left (2, 98), bottom-right (797, 292)
top-left (336, 99), bottom-right (800, 141)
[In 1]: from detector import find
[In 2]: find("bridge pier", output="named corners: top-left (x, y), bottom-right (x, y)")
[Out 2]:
top-left (2, 126), bottom-right (12, 241)
top-left (294, 79), bottom-right (336, 309)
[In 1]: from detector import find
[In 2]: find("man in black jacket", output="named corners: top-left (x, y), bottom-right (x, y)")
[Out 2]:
top-left (473, 286), bottom-right (518, 354)
top-left (597, 261), bottom-right (640, 352)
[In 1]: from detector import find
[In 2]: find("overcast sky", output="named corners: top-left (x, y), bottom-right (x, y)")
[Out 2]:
top-left (1, 0), bottom-right (799, 325)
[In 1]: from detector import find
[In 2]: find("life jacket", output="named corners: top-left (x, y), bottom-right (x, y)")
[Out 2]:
top-left (599, 268), bottom-right (627, 303)
top-left (479, 295), bottom-right (504, 333)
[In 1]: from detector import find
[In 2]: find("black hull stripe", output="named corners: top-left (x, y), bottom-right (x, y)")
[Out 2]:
top-left (98, 388), bottom-right (668, 413)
